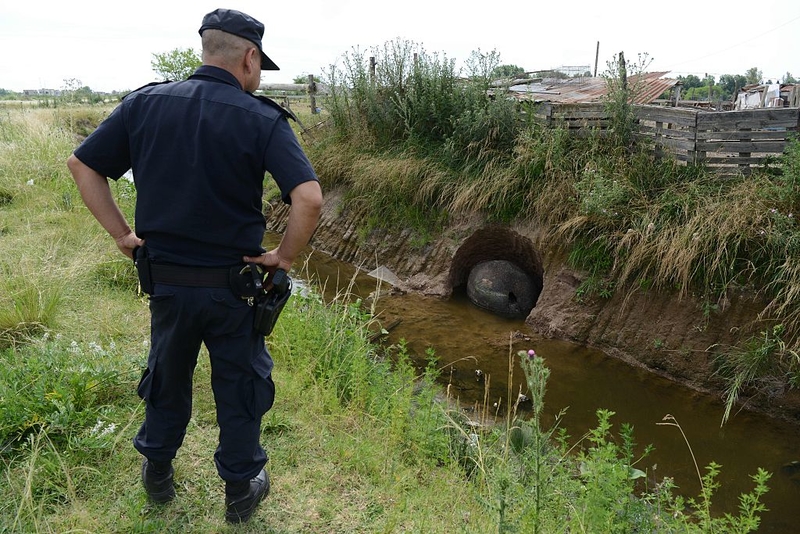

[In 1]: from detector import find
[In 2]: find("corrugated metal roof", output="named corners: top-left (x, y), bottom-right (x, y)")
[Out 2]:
top-left (496, 72), bottom-right (677, 104)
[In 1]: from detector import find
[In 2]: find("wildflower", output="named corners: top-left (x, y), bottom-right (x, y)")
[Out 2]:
top-left (26, 179), bottom-right (34, 186)
top-left (647, 222), bottom-right (655, 232)
top-left (527, 349), bottom-right (536, 359)
top-left (91, 419), bottom-right (118, 438)
top-left (770, 208), bottom-right (777, 214)
top-left (91, 419), bottom-right (104, 434)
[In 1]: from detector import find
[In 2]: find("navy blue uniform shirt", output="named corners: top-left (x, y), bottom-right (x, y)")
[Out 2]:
top-left (74, 65), bottom-right (318, 267)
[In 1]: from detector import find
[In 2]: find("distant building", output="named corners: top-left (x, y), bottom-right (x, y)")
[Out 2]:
top-left (22, 88), bottom-right (62, 96)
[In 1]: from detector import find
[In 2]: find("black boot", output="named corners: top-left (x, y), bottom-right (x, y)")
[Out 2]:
top-left (225, 469), bottom-right (270, 523)
top-left (141, 458), bottom-right (175, 503)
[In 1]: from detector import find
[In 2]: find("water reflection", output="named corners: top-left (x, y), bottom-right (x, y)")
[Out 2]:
top-left (272, 236), bottom-right (800, 533)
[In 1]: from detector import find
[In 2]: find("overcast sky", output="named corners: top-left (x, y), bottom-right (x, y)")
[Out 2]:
top-left (1, 0), bottom-right (798, 93)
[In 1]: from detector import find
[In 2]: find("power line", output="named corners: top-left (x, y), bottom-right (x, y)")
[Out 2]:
top-left (664, 12), bottom-right (800, 72)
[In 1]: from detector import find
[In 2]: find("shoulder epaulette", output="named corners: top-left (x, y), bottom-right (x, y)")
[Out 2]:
top-left (123, 80), bottom-right (173, 100)
top-left (250, 94), bottom-right (298, 122)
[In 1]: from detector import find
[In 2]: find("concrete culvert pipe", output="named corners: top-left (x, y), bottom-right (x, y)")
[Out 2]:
top-left (466, 260), bottom-right (537, 319)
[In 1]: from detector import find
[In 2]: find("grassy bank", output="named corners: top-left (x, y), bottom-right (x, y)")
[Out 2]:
top-left (0, 104), bottom-right (772, 532)
top-left (309, 41), bottom-right (800, 424)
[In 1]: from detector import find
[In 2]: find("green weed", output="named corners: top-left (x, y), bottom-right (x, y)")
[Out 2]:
top-left (0, 276), bottom-right (62, 349)
top-left (715, 324), bottom-right (796, 425)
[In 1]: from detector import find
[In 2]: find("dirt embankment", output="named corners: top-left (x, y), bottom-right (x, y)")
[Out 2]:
top-left (266, 188), bottom-right (800, 425)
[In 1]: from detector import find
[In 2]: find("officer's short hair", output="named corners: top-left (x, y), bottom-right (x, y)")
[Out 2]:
top-left (202, 29), bottom-right (253, 66)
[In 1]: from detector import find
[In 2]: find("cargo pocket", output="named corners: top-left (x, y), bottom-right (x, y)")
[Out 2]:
top-left (248, 352), bottom-right (275, 418)
top-left (137, 363), bottom-right (155, 401)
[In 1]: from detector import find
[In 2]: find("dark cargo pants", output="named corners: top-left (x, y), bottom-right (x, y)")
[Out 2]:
top-left (133, 283), bottom-right (275, 483)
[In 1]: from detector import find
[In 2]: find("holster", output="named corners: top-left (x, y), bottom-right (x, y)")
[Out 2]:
top-left (254, 269), bottom-right (292, 336)
top-left (133, 246), bottom-right (154, 295)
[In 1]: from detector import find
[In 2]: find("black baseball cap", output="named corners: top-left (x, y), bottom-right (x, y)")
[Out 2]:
top-left (199, 8), bottom-right (279, 71)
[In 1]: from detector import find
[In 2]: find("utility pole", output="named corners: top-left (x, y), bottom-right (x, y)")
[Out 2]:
top-left (594, 41), bottom-right (600, 77)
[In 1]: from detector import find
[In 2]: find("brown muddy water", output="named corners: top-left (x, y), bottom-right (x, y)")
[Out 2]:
top-left (269, 234), bottom-right (800, 533)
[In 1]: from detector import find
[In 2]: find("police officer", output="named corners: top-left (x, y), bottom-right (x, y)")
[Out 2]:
top-left (66, 8), bottom-right (323, 524)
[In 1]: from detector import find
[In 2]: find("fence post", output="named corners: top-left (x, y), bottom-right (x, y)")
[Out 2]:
top-left (687, 109), bottom-right (700, 165)
top-left (739, 127), bottom-right (752, 174)
top-left (654, 118), bottom-right (663, 160)
top-left (308, 74), bottom-right (317, 114)
top-left (369, 56), bottom-right (376, 85)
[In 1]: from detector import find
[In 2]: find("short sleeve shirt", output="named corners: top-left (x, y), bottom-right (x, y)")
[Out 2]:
top-left (74, 65), bottom-right (319, 267)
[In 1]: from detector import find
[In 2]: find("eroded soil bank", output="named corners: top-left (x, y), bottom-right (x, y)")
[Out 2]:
top-left (266, 188), bottom-right (800, 425)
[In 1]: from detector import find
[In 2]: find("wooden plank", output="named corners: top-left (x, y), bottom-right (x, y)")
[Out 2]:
top-left (655, 137), bottom-right (696, 152)
top-left (704, 156), bottom-right (774, 165)
top-left (552, 110), bottom-right (609, 120)
top-left (696, 130), bottom-right (790, 141)
top-left (634, 105), bottom-right (699, 127)
top-left (636, 138), bottom-right (695, 154)
top-left (698, 117), bottom-right (800, 130)
top-left (697, 140), bottom-right (787, 153)
top-left (637, 134), bottom-right (695, 152)
top-left (697, 108), bottom-right (800, 130)
top-left (555, 103), bottom-right (606, 113)
top-left (638, 125), bottom-right (697, 139)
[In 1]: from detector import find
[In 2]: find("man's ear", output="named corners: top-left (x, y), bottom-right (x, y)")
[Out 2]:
top-left (244, 47), bottom-right (259, 74)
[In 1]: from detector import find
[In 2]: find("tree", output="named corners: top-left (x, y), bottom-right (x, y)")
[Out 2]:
top-left (718, 74), bottom-right (748, 98)
top-left (151, 48), bottom-right (202, 82)
top-left (745, 67), bottom-right (762, 85)
top-left (293, 74), bottom-right (321, 84)
top-left (491, 64), bottom-right (526, 79)
top-left (677, 74), bottom-right (702, 90)
top-left (783, 72), bottom-right (797, 84)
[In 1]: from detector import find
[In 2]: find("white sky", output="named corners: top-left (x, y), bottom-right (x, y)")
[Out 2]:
top-left (1, 0), bottom-right (798, 93)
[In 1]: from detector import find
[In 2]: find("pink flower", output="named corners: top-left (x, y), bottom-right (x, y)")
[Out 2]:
top-left (527, 349), bottom-right (536, 358)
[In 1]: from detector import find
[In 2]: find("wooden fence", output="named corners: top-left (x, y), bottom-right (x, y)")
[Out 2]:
top-left (534, 102), bottom-right (800, 174)
top-left (258, 74), bottom-right (323, 115)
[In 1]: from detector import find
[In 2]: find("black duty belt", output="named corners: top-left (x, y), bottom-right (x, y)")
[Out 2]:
top-left (149, 263), bottom-right (235, 288)
top-left (133, 244), bottom-right (264, 298)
